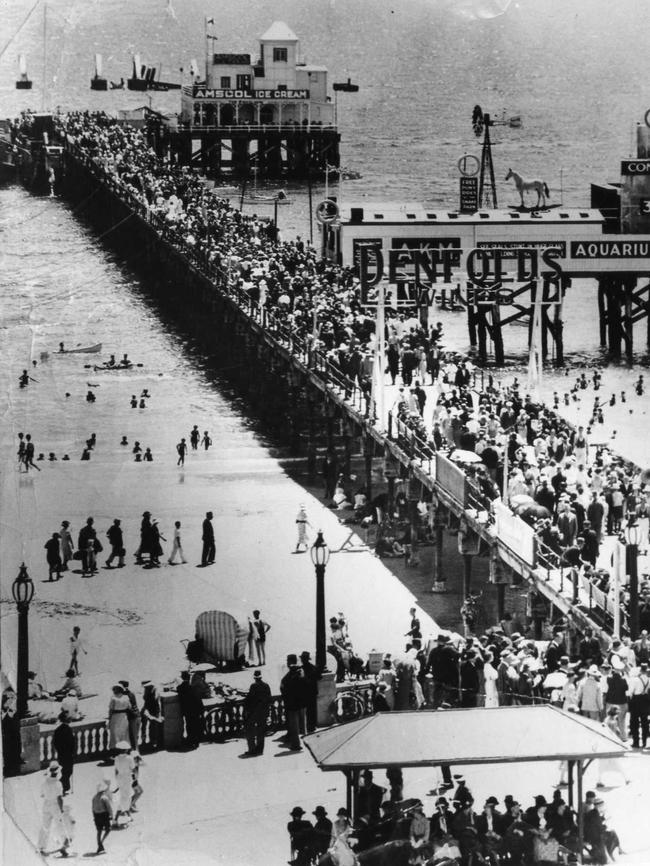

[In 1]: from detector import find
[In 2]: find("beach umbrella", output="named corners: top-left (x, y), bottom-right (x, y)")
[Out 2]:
top-left (449, 449), bottom-right (482, 464)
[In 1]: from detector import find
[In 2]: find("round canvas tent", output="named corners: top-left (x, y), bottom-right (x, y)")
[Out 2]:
top-left (195, 610), bottom-right (248, 666)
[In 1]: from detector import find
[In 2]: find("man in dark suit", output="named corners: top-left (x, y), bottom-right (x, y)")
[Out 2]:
top-left (476, 797), bottom-right (506, 861)
top-left (299, 651), bottom-right (320, 734)
top-left (427, 635), bottom-right (460, 707)
top-left (52, 712), bottom-right (75, 794)
top-left (243, 670), bottom-right (271, 755)
top-left (544, 629), bottom-right (566, 673)
top-left (280, 655), bottom-right (307, 751)
top-left (311, 806), bottom-right (333, 859)
top-left (460, 652), bottom-right (480, 708)
top-left (176, 670), bottom-right (204, 750)
top-left (201, 511), bottom-right (215, 566)
top-left (357, 769), bottom-right (385, 824)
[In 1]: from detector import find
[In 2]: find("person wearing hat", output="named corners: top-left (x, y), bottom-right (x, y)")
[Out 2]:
top-left (476, 796), bottom-right (506, 860)
top-left (287, 806), bottom-right (313, 866)
top-left (38, 761), bottom-right (66, 854)
top-left (627, 660), bottom-right (650, 749)
top-left (452, 774), bottom-right (472, 809)
top-left (141, 681), bottom-right (164, 751)
top-left (604, 661), bottom-right (629, 739)
top-left (408, 802), bottom-right (430, 859)
top-left (311, 806), bottom-right (332, 858)
top-left (597, 707), bottom-right (631, 787)
top-left (44, 531), bottom-right (63, 581)
top-left (300, 651), bottom-right (320, 734)
top-left (176, 670), bottom-right (204, 751)
top-left (107, 684), bottom-right (131, 755)
top-left (577, 665), bottom-right (603, 721)
top-left (427, 634), bottom-right (460, 708)
top-left (357, 769), bottom-right (385, 825)
top-left (117, 680), bottom-right (140, 752)
top-left (330, 807), bottom-right (356, 862)
top-left (280, 655), bottom-right (308, 751)
top-left (584, 797), bottom-right (623, 864)
top-left (242, 669), bottom-right (271, 756)
top-left (113, 741), bottom-right (135, 825)
top-left (52, 711), bottom-right (76, 795)
top-left (91, 779), bottom-right (113, 856)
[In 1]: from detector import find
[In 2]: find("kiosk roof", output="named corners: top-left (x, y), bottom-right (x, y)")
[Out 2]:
top-left (303, 706), bottom-right (626, 771)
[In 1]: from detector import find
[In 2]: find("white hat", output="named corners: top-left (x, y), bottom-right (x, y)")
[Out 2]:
top-left (116, 740), bottom-right (131, 750)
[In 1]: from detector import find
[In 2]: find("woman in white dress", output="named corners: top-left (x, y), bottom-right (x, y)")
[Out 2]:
top-left (113, 742), bottom-right (135, 824)
top-left (483, 652), bottom-right (499, 708)
top-left (329, 808), bottom-right (357, 866)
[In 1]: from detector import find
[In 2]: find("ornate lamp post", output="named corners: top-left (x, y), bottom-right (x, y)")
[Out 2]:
top-left (625, 519), bottom-right (640, 640)
top-left (12, 563), bottom-right (34, 719)
top-left (310, 530), bottom-right (330, 673)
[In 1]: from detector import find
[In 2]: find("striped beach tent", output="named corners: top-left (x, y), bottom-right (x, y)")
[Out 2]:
top-left (195, 610), bottom-right (248, 664)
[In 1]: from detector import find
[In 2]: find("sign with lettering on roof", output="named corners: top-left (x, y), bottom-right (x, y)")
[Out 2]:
top-left (192, 88), bottom-right (310, 100)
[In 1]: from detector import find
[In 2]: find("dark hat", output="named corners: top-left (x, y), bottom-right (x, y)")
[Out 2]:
top-left (290, 807), bottom-right (305, 817)
top-left (253, 670), bottom-right (262, 678)
top-left (437, 634), bottom-right (449, 643)
top-left (300, 651), bottom-right (311, 660)
top-left (534, 795), bottom-right (547, 807)
top-left (362, 769), bottom-right (373, 778)
top-left (329, 617), bottom-right (338, 624)
top-left (485, 796), bottom-right (499, 806)
top-left (585, 790), bottom-right (596, 800)
top-left (453, 774), bottom-right (465, 782)
top-left (313, 806), bottom-right (327, 816)
top-left (337, 807), bottom-right (349, 817)
top-left (118, 680), bottom-right (129, 688)
top-left (287, 654), bottom-right (299, 666)
top-left (435, 797), bottom-right (448, 807)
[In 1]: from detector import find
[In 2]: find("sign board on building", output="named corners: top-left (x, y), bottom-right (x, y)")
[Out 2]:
top-left (621, 160), bottom-right (650, 175)
top-left (571, 240), bottom-right (650, 258)
top-left (459, 177), bottom-right (478, 213)
top-left (192, 88), bottom-right (310, 100)
top-left (477, 241), bottom-right (567, 258)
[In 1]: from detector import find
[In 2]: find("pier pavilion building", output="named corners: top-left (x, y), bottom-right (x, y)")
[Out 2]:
top-left (321, 121), bottom-right (650, 364)
top-left (171, 22), bottom-right (339, 178)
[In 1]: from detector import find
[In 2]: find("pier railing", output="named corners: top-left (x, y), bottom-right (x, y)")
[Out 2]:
top-left (60, 138), bottom-right (622, 635)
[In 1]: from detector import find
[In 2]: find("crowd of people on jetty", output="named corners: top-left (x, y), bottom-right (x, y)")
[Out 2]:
top-left (40, 112), bottom-right (649, 614)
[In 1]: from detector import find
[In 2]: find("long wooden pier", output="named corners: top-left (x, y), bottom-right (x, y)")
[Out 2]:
top-left (57, 142), bottom-right (624, 644)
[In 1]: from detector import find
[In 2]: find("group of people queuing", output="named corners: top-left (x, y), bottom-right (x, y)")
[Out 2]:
top-left (287, 773), bottom-right (623, 866)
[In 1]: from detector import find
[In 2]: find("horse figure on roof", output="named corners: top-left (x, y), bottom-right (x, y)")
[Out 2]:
top-left (505, 168), bottom-right (549, 209)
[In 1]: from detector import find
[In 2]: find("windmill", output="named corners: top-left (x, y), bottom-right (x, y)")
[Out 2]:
top-left (472, 104), bottom-right (497, 209)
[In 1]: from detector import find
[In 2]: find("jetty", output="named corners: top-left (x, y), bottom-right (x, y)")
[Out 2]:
top-left (52, 130), bottom-right (633, 646)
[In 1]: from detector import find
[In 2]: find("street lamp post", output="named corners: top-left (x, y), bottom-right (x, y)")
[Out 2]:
top-left (310, 530), bottom-right (330, 674)
top-left (625, 520), bottom-right (640, 640)
top-left (12, 563), bottom-right (35, 719)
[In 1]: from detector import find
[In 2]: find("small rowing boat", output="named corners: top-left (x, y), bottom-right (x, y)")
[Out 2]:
top-left (57, 342), bottom-right (103, 354)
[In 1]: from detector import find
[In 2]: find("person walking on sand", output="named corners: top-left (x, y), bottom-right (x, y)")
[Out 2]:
top-left (69, 627), bottom-right (87, 676)
top-left (78, 517), bottom-right (97, 576)
top-left (176, 438), bottom-right (187, 466)
top-left (91, 780), bottom-right (113, 855)
top-left (201, 430), bottom-right (212, 451)
top-left (17, 432), bottom-right (25, 468)
top-left (168, 521), bottom-right (187, 564)
top-left (295, 504), bottom-right (312, 552)
top-left (105, 519), bottom-right (125, 569)
top-left (60, 521), bottom-right (74, 571)
top-left (24, 433), bottom-right (40, 471)
top-left (200, 511), bottom-right (215, 566)
top-left (44, 533), bottom-right (63, 581)
top-left (190, 425), bottom-right (200, 450)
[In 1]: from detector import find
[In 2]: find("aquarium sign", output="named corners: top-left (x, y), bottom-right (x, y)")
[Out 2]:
top-left (192, 88), bottom-right (309, 99)
top-left (571, 240), bottom-right (650, 258)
